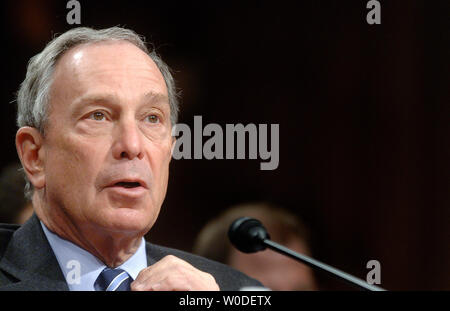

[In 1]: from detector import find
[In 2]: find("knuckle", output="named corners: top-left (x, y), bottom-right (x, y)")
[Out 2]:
top-left (206, 273), bottom-right (215, 282)
top-left (165, 274), bottom-right (181, 287)
top-left (204, 272), bottom-right (216, 284)
top-left (165, 254), bottom-right (177, 261)
top-left (130, 281), bottom-right (143, 291)
top-left (174, 263), bottom-right (187, 274)
top-left (164, 255), bottom-right (180, 265)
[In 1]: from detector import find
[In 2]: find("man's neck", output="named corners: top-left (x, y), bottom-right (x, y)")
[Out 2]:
top-left (33, 198), bottom-right (143, 267)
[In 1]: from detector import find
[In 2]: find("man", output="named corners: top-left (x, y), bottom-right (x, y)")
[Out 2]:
top-left (194, 202), bottom-right (318, 290)
top-left (0, 27), bottom-right (261, 291)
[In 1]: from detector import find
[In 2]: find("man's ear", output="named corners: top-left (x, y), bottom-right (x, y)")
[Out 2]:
top-left (16, 126), bottom-right (46, 190)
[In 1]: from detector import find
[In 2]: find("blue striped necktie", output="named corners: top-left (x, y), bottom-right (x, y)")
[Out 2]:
top-left (94, 267), bottom-right (132, 291)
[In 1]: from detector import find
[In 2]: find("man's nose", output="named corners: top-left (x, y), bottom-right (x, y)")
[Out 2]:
top-left (112, 119), bottom-right (144, 160)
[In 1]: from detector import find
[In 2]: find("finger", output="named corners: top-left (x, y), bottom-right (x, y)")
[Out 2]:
top-left (132, 255), bottom-right (188, 289)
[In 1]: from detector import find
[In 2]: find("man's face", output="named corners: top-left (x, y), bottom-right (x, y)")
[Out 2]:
top-left (41, 41), bottom-right (173, 236)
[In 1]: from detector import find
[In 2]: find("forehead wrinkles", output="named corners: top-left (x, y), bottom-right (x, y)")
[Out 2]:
top-left (48, 42), bottom-right (168, 123)
top-left (57, 41), bottom-right (166, 90)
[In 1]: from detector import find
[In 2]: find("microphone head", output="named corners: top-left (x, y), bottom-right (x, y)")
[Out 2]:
top-left (228, 217), bottom-right (270, 253)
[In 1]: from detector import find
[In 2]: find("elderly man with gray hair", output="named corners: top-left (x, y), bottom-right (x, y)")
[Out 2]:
top-left (0, 27), bottom-right (261, 291)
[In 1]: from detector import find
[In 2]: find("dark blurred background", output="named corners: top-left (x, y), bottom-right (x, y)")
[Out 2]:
top-left (1, 0), bottom-right (449, 290)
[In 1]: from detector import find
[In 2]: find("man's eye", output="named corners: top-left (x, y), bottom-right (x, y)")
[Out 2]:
top-left (146, 115), bottom-right (160, 123)
top-left (90, 111), bottom-right (106, 121)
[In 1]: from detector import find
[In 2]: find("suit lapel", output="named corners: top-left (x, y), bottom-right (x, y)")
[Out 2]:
top-left (145, 242), bottom-right (157, 266)
top-left (0, 214), bottom-right (69, 290)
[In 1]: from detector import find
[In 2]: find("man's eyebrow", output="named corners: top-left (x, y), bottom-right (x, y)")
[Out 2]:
top-left (70, 91), bottom-right (169, 115)
top-left (72, 93), bottom-right (118, 106)
top-left (70, 93), bottom-right (119, 117)
top-left (142, 91), bottom-right (169, 105)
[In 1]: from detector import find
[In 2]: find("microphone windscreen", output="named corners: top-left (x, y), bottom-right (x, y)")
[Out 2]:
top-left (228, 217), bottom-right (270, 253)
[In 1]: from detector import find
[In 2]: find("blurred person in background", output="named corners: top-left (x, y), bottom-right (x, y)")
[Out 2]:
top-left (193, 202), bottom-right (318, 290)
top-left (0, 162), bottom-right (33, 224)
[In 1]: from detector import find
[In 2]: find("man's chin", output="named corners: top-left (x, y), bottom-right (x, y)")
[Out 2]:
top-left (98, 209), bottom-right (153, 235)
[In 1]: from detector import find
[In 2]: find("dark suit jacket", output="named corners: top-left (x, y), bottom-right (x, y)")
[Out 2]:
top-left (0, 214), bottom-right (262, 291)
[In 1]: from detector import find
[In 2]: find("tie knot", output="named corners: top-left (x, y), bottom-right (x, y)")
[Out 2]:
top-left (94, 267), bottom-right (132, 291)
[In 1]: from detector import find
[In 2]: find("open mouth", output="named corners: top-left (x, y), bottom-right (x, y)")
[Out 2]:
top-left (114, 181), bottom-right (142, 188)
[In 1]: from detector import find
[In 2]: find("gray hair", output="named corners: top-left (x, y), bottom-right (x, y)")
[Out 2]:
top-left (16, 26), bottom-right (180, 199)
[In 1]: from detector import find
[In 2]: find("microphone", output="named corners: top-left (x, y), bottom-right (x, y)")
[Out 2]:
top-left (228, 217), bottom-right (386, 291)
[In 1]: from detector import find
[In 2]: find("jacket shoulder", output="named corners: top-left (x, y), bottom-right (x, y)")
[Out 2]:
top-left (0, 223), bottom-right (21, 285)
top-left (145, 242), bottom-right (263, 291)
top-left (0, 223), bottom-right (20, 257)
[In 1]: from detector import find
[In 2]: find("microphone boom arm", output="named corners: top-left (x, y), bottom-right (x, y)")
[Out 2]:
top-left (228, 217), bottom-right (386, 291)
top-left (263, 239), bottom-right (385, 291)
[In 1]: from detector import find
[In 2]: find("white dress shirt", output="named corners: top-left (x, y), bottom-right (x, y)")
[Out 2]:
top-left (40, 221), bottom-right (148, 291)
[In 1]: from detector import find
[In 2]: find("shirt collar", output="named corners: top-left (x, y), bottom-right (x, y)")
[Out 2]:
top-left (40, 221), bottom-right (147, 291)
